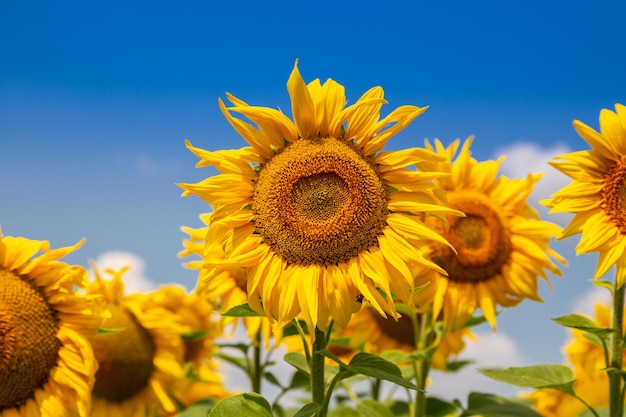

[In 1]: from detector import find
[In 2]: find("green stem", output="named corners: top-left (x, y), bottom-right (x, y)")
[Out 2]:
top-left (573, 392), bottom-right (600, 417)
top-left (312, 326), bottom-right (328, 408)
top-left (251, 330), bottom-right (262, 394)
top-left (609, 282), bottom-right (625, 417)
top-left (413, 312), bottom-right (432, 417)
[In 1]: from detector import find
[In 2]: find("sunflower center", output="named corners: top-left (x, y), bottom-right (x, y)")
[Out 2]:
top-left (601, 157), bottom-right (626, 233)
top-left (370, 309), bottom-right (415, 348)
top-left (427, 193), bottom-right (511, 283)
top-left (91, 305), bottom-right (156, 403)
top-left (253, 138), bottom-right (388, 266)
top-left (0, 268), bottom-right (61, 409)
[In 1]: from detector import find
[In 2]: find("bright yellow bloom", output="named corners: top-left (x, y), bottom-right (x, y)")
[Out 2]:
top-left (543, 104), bottom-right (626, 287)
top-left (87, 266), bottom-right (186, 417)
top-left (180, 213), bottom-right (276, 346)
top-left (142, 285), bottom-right (229, 407)
top-left (526, 303), bottom-right (624, 416)
top-left (178, 62), bottom-right (460, 335)
top-left (0, 231), bottom-right (101, 417)
top-left (414, 137), bottom-right (565, 329)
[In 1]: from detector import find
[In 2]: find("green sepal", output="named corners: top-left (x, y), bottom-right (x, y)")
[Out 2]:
top-left (221, 303), bottom-right (261, 317)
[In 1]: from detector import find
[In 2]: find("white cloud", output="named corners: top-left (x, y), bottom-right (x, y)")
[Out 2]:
top-left (427, 331), bottom-right (530, 403)
top-left (90, 251), bottom-right (156, 294)
top-left (494, 141), bottom-right (573, 225)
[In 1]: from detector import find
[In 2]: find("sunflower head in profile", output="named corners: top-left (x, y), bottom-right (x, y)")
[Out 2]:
top-left (86, 266), bottom-right (186, 417)
top-left (178, 62), bottom-right (460, 335)
top-left (543, 104), bottom-right (626, 287)
top-left (413, 137), bottom-right (566, 329)
top-left (180, 213), bottom-right (277, 346)
top-left (0, 231), bottom-right (101, 417)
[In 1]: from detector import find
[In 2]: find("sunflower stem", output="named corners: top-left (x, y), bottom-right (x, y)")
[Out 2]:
top-left (311, 326), bottom-right (328, 411)
top-left (609, 282), bottom-right (625, 417)
top-left (413, 312), bottom-right (432, 417)
top-left (251, 330), bottom-right (262, 394)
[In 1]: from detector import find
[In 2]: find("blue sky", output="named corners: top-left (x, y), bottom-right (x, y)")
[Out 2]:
top-left (2, 0), bottom-right (626, 401)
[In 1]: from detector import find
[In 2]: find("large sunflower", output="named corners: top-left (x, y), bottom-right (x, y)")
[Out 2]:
top-left (543, 104), bottom-right (626, 287)
top-left (178, 62), bottom-right (459, 334)
top-left (0, 231), bottom-right (101, 417)
top-left (86, 266), bottom-right (186, 417)
top-left (413, 137), bottom-right (565, 329)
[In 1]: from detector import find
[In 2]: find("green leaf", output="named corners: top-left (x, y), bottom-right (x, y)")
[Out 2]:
top-left (215, 353), bottom-right (248, 372)
top-left (175, 399), bottom-right (216, 417)
top-left (328, 406), bottom-right (360, 417)
top-left (282, 320), bottom-right (309, 337)
top-left (288, 370), bottom-right (310, 390)
top-left (479, 364), bottom-right (575, 393)
top-left (97, 327), bottom-right (125, 334)
top-left (356, 400), bottom-right (395, 417)
top-left (446, 359), bottom-right (473, 372)
top-left (208, 392), bottom-right (273, 416)
top-left (346, 352), bottom-right (418, 390)
top-left (284, 352), bottom-right (310, 376)
top-left (292, 403), bottom-right (319, 417)
top-left (592, 279), bottom-right (614, 294)
top-left (263, 371), bottom-right (283, 388)
top-left (426, 397), bottom-right (458, 417)
top-left (551, 314), bottom-right (615, 337)
top-left (460, 393), bottom-right (543, 417)
top-left (182, 329), bottom-right (209, 341)
top-left (221, 303), bottom-right (261, 317)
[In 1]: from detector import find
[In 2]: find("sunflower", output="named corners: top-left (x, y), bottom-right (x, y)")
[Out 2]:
top-left (333, 304), bottom-right (473, 371)
top-left (0, 231), bottom-right (101, 417)
top-left (543, 104), bottom-right (626, 287)
top-left (142, 284), bottom-right (229, 407)
top-left (86, 266), bottom-right (186, 417)
top-left (526, 303), bottom-right (624, 416)
top-left (413, 137), bottom-right (565, 329)
top-left (180, 213), bottom-right (276, 346)
top-left (178, 62), bottom-right (459, 335)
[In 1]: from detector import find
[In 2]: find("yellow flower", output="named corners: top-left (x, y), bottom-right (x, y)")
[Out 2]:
top-left (87, 266), bottom-right (186, 417)
top-left (414, 137), bottom-right (565, 329)
top-left (178, 62), bottom-right (459, 335)
top-left (333, 304), bottom-right (474, 371)
top-left (180, 213), bottom-right (276, 345)
top-left (142, 285), bottom-right (229, 407)
top-left (526, 303), bottom-right (624, 416)
top-left (543, 104), bottom-right (626, 287)
top-left (0, 231), bottom-right (101, 417)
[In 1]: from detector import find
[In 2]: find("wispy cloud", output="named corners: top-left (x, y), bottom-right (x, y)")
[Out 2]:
top-left (428, 331), bottom-right (530, 403)
top-left (89, 250), bottom-right (156, 294)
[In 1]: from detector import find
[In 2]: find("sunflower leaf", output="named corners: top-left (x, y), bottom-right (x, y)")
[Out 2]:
top-left (459, 392), bottom-right (542, 417)
top-left (181, 329), bottom-right (209, 341)
top-left (551, 314), bottom-right (615, 337)
top-left (292, 403), bottom-right (319, 417)
top-left (344, 352), bottom-right (418, 390)
top-left (356, 400), bottom-right (395, 417)
top-left (222, 303), bottom-right (261, 317)
top-left (208, 392), bottom-right (274, 417)
top-left (175, 399), bottom-right (216, 417)
top-left (284, 352), bottom-right (310, 376)
top-left (478, 365), bottom-right (576, 394)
